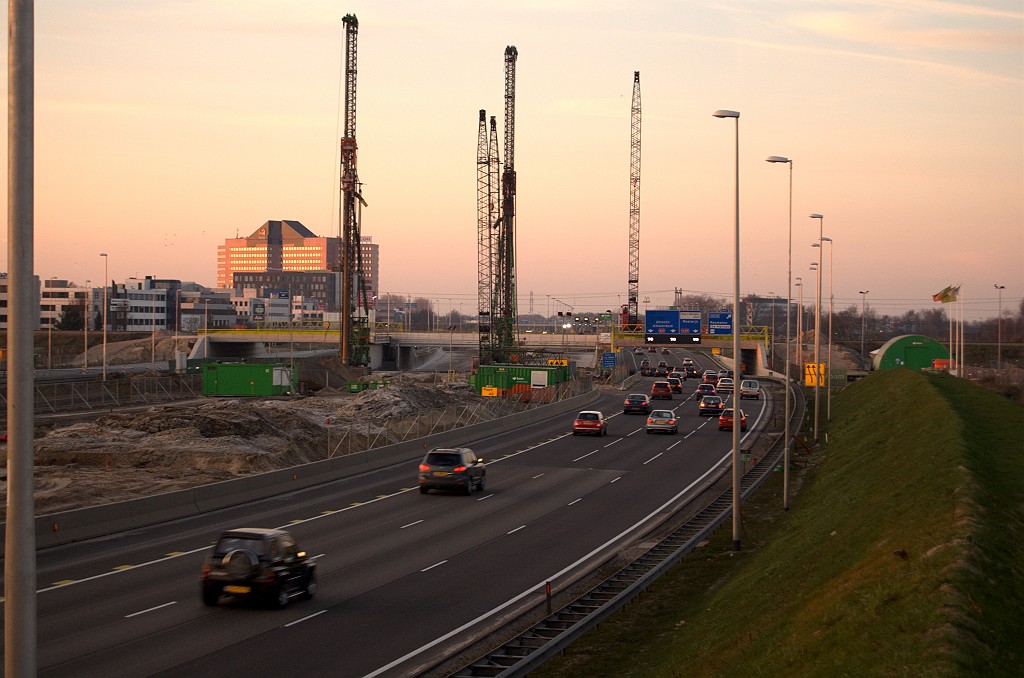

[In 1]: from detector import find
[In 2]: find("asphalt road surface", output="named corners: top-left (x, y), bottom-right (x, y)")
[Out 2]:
top-left (2, 348), bottom-right (765, 677)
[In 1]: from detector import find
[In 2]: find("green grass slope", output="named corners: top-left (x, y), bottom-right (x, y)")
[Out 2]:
top-left (535, 369), bottom-right (1023, 677)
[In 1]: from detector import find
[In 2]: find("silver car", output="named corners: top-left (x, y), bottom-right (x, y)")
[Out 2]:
top-left (645, 409), bottom-right (678, 434)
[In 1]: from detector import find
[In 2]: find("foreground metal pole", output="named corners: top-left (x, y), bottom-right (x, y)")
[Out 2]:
top-left (766, 155), bottom-right (793, 510)
top-left (7, 1), bottom-right (39, 675)
top-left (714, 108), bottom-right (741, 551)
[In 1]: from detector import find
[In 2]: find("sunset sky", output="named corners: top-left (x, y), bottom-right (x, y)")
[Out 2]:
top-left (2, 0), bottom-right (1021, 321)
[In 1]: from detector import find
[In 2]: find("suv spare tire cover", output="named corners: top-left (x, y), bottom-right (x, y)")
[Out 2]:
top-left (223, 549), bottom-right (260, 579)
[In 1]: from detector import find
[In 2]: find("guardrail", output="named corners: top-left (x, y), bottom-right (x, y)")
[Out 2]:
top-left (6, 386), bottom-right (602, 549)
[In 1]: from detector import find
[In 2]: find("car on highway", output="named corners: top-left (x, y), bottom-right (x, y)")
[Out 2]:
top-left (655, 366), bottom-right (669, 377)
top-left (418, 447), bottom-right (487, 495)
top-left (669, 370), bottom-right (685, 382)
top-left (739, 379), bottom-right (762, 400)
top-left (572, 410), bottom-right (608, 436)
top-left (640, 359), bottom-right (654, 376)
top-left (667, 377), bottom-right (684, 394)
top-left (716, 377), bottom-right (734, 393)
top-left (651, 381), bottom-right (673, 400)
top-left (201, 527), bottom-right (317, 609)
top-left (684, 365), bottom-right (701, 379)
top-left (681, 357), bottom-right (695, 366)
top-left (719, 370), bottom-right (733, 380)
top-left (693, 383), bottom-right (716, 399)
top-left (718, 408), bottom-right (747, 431)
top-left (623, 394), bottom-right (652, 414)
top-left (647, 346), bottom-right (657, 352)
top-left (702, 370), bottom-right (719, 384)
top-left (634, 347), bottom-right (644, 354)
top-left (646, 409), bottom-right (678, 434)
top-left (698, 395), bottom-right (725, 416)
top-left (661, 348), bottom-right (671, 355)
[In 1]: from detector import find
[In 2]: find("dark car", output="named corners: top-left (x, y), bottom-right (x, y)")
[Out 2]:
top-left (573, 410), bottom-right (608, 436)
top-left (640, 359), bottom-right (654, 376)
top-left (667, 377), bottom-right (683, 393)
top-left (698, 395), bottom-right (725, 416)
top-left (651, 381), bottom-right (673, 400)
top-left (693, 383), bottom-right (717, 399)
top-left (661, 348), bottom-right (670, 355)
top-left (684, 365), bottom-right (701, 379)
top-left (702, 370), bottom-right (719, 385)
top-left (623, 393), bottom-right (652, 414)
top-left (418, 447), bottom-right (486, 495)
top-left (201, 527), bottom-right (317, 609)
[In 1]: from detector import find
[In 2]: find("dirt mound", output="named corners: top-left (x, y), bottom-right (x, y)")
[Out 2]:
top-left (3, 380), bottom-right (492, 519)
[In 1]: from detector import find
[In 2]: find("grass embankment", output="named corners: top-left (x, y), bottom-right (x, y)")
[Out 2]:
top-left (535, 369), bottom-right (1023, 677)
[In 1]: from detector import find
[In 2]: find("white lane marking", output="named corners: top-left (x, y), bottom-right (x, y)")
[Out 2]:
top-left (124, 601), bottom-right (177, 618)
top-left (643, 453), bottom-right (663, 465)
top-left (625, 428), bottom-right (643, 437)
top-left (421, 560), bottom-right (448, 572)
top-left (684, 431), bottom-right (695, 439)
top-left (507, 525), bottom-right (526, 535)
top-left (363, 441), bottom-right (735, 678)
top-left (611, 476), bottom-right (622, 483)
top-left (532, 473), bottom-right (545, 479)
top-left (400, 520), bottom-right (424, 529)
top-left (567, 498), bottom-right (582, 506)
top-left (602, 438), bottom-right (622, 447)
top-left (284, 610), bottom-right (327, 627)
top-left (477, 493), bottom-right (495, 501)
top-left (573, 450), bottom-right (599, 462)
top-left (667, 441), bottom-right (682, 450)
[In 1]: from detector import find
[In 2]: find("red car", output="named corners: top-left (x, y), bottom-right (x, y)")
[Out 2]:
top-left (573, 410), bottom-right (608, 436)
top-left (718, 408), bottom-right (747, 431)
top-left (650, 381), bottom-right (673, 400)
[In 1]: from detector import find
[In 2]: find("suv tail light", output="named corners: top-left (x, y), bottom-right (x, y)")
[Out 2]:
top-left (453, 465), bottom-right (468, 473)
top-left (419, 464), bottom-right (430, 472)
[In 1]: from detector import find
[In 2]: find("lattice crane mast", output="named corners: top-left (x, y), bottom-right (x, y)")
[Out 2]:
top-left (625, 71), bottom-right (642, 330)
top-left (476, 111), bottom-right (502, 363)
top-left (339, 13), bottom-right (369, 365)
top-left (493, 45), bottom-right (519, 362)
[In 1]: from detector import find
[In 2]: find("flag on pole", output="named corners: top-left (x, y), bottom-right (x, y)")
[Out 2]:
top-left (932, 285), bottom-right (959, 303)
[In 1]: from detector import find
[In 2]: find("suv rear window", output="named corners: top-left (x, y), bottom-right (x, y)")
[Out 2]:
top-left (214, 536), bottom-right (266, 557)
top-left (425, 452), bottom-right (462, 466)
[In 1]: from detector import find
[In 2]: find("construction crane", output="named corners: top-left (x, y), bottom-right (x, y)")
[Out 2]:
top-left (476, 46), bottom-right (518, 365)
top-left (493, 45), bottom-right (519, 362)
top-left (624, 71), bottom-right (642, 331)
top-left (339, 13), bottom-right (370, 365)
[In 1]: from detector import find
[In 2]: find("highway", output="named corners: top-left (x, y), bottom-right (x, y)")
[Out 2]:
top-left (2, 348), bottom-right (767, 677)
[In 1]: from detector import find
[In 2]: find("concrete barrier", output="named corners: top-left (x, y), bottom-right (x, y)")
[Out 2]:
top-left (18, 389), bottom-right (600, 548)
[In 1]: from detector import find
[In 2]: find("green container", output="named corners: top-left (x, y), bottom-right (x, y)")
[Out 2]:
top-left (474, 363), bottom-right (571, 394)
top-left (202, 363), bottom-right (298, 396)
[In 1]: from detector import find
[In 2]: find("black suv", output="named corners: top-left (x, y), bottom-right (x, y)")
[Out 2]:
top-left (418, 447), bottom-right (486, 495)
top-left (201, 528), bottom-right (317, 609)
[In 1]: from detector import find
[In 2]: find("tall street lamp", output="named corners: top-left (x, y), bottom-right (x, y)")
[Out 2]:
top-left (100, 253), bottom-right (108, 381)
top-left (859, 290), bottom-right (869, 367)
top-left (795, 277), bottom-right (803, 372)
top-left (809, 213), bottom-right (824, 443)
top-left (766, 154), bottom-right (793, 510)
top-left (84, 279), bottom-right (90, 371)
top-left (994, 284), bottom-right (1005, 370)
top-left (816, 237), bottom-right (834, 421)
top-left (713, 108), bottom-right (742, 551)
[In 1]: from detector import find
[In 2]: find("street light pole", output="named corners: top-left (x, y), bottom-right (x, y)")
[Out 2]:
top-left (795, 277), bottom-right (803, 373)
top-left (820, 236), bottom-right (834, 422)
top-left (100, 253), bottom-right (108, 381)
top-left (84, 280), bottom-right (90, 371)
top-left (859, 290), bottom-right (869, 367)
top-left (714, 108), bottom-right (742, 551)
top-left (994, 284), bottom-right (1005, 370)
top-left (809, 213), bottom-right (824, 443)
top-left (767, 154), bottom-right (793, 509)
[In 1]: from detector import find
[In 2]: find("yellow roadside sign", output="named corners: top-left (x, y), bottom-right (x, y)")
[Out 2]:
top-left (804, 362), bottom-right (826, 386)
top-left (547, 359), bottom-right (568, 366)
top-left (481, 386), bottom-right (499, 397)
